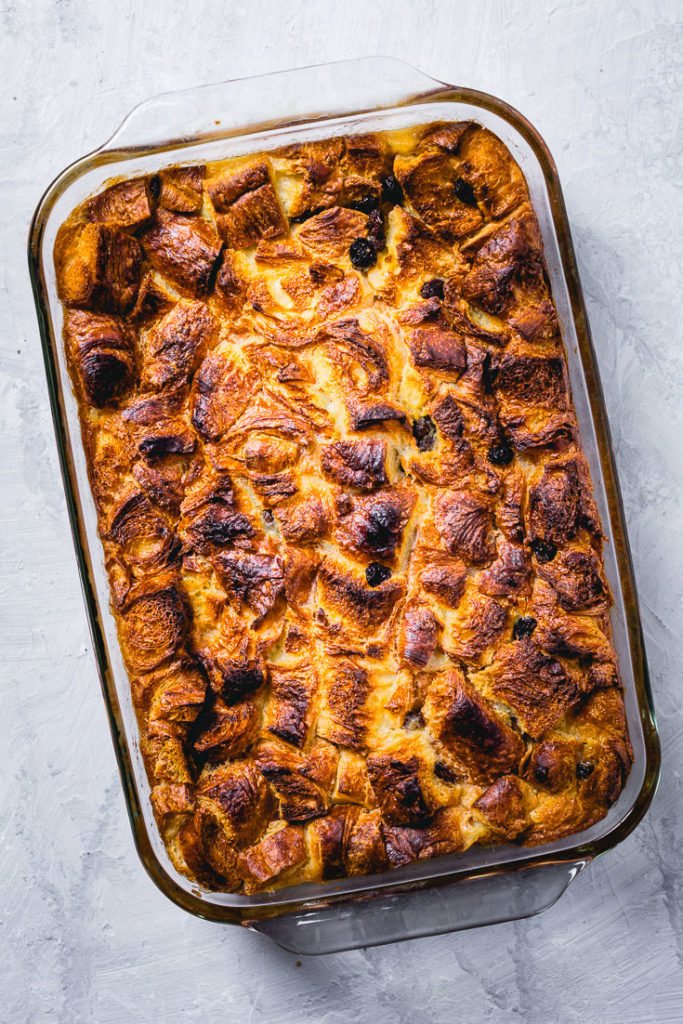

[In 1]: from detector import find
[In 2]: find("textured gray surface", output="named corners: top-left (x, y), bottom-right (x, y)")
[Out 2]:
top-left (2, 1), bottom-right (682, 1021)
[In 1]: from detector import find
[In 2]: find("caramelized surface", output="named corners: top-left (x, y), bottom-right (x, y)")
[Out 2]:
top-left (55, 123), bottom-right (631, 892)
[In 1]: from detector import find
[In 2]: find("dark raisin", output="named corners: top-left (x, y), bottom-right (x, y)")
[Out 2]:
top-left (534, 763), bottom-right (550, 784)
top-left (412, 415), bottom-right (437, 451)
top-left (530, 538), bottom-right (558, 563)
top-left (220, 663), bottom-right (266, 704)
top-left (149, 175), bottom-right (161, 200)
top-left (576, 760), bottom-right (595, 780)
top-left (365, 562), bottom-right (392, 587)
top-left (420, 278), bottom-right (445, 300)
top-left (487, 442), bottom-right (514, 466)
top-left (350, 194), bottom-right (378, 215)
top-left (434, 761), bottom-right (460, 783)
top-left (403, 710), bottom-right (425, 730)
top-left (454, 177), bottom-right (477, 206)
top-left (482, 353), bottom-right (498, 392)
top-left (367, 208), bottom-right (385, 249)
top-left (382, 174), bottom-right (403, 205)
top-left (290, 207), bottom-right (322, 224)
top-left (363, 502), bottom-right (401, 554)
top-left (349, 237), bottom-right (377, 270)
top-left (262, 509), bottom-right (274, 525)
top-left (138, 435), bottom-right (191, 458)
top-left (513, 616), bottom-right (537, 640)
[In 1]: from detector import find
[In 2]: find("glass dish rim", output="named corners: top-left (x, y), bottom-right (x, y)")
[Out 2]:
top-left (27, 57), bottom-right (660, 925)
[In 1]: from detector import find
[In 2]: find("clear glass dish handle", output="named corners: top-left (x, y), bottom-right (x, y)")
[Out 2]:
top-left (247, 860), bottom-right (587, 955)
top-left (102, 57), bottom-right (447, 154)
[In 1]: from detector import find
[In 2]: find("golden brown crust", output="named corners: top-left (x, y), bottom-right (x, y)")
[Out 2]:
top-left (56, 122), bottom-right (630, 892)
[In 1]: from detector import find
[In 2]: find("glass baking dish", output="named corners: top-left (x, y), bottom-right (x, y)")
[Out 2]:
top-left (28, 57), bottom-right (660, 954)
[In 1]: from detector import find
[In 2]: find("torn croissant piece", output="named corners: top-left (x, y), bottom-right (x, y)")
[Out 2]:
top-left (196, 759), bottom-right (273, 845)
top-left (264, 663), bottom-right (319, 748)
top-left (307, 804), bottom-right (361, 880)
top-left (334, 488), bottom-right (416, 563)
top-left (64, 309), bottom-right (136, 407)
top-left (433, 488), bottom-right (496, 565)
top-left (55, 221), bottom-right (142, 314)
top-left (141, 209), bottom-right (222, 295)
top-left (106, 486), bottom-right (179, 573)
top-left (381, 806), bottom-right (479, 869)
top-left (461, 212), bottom-right (543, 316)
top-left (394, 147), bottom-right (484, 242)
top-left (145, 658), bottom-right (208, 728)
top-left (118, 572), bottom-right (189, 672)
top-left (492, 351), bottom-right (576, 451)
top-left (207, 161), bottom-right (287, 248)
top-left (399, 601), bottom-right (440, 668)
top-left (526, 455), bottom-right (602, 546)
top-left (253, 741), bottom-right (329, 823)
top-left (192, 696), bottom-right (260, 762)
top-left (57, 120), bottom-right (630, 892)
top-left (473, 638), bottom-right (580, 739)
top-left (85, 176), bottom-right (153, 229)
top-left (157, 165), bottom-right (206, 214)
top-left (473, 775), bottom-right (530, 840)
top-left (139, 300), bottom-right (219, 392)
top-left (366, 745), bottom-right (437, 827)
top-left (272, 134), bottom-right (386, 219)
top-left (238, 825), bottom-right (307, 891)
top-left (423, 667), bottom-right (525, 783)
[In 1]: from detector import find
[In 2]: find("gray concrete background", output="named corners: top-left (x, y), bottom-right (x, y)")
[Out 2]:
top-left (2, 1), bottom-right (681, 1021)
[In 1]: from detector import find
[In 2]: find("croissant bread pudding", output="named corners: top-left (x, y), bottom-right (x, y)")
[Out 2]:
top-left (54, 122), bottom-right (632, 893)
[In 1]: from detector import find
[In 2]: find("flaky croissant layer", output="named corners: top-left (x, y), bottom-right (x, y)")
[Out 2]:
top-left (55, 122), bottom-right (631, 892)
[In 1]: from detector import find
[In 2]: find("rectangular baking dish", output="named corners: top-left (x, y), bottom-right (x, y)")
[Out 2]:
top-left (28, 57), bottom-right (660, 954)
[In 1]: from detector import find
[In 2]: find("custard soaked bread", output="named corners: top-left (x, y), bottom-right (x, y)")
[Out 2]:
top-left (54, 122), bottom-right (631, 892)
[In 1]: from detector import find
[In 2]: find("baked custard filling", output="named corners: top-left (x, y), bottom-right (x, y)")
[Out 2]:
top-left (54, 122), bottom-right (631, 892)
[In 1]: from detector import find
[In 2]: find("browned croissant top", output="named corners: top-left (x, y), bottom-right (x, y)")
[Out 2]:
top-left (54, 122), bottom-right (631, 893)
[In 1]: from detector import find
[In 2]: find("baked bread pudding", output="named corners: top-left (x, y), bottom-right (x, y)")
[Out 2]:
top-left (54, 122), bottom-right (632, 893)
